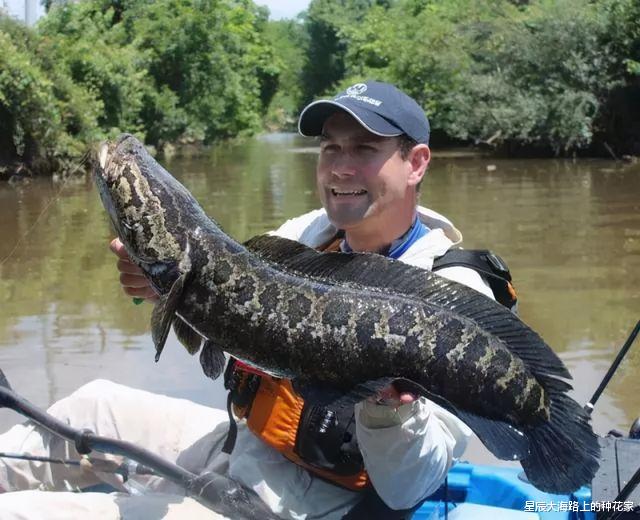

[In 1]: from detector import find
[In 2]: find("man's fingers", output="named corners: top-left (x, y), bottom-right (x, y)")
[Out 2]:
top-left (117, 258), bottom-right (144, 275)
top-left (370, 386), bottom-right (417, 407)
top-left (123, 286), bottom-right (159, 299)
top-left (120, 272), bottom-right (151, 288)
top-left (109, 238), bottom-right (130, 260)
top-left (398, 392), bottom-right (416, 405)
top-left (109, 238), bottom-right (159, 302)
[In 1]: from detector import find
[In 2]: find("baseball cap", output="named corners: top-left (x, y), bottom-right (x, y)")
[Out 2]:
top-left (298, 81), bottom-right (430, 144)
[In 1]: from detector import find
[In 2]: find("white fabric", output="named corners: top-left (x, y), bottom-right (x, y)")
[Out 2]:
top-left (273, 205), bottom-right (494, 299)
top-left (0, 205), bottom-right (487, 518)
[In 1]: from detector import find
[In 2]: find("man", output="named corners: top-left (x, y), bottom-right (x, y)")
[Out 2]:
top-left (0, 81), bottom-right (492, 518)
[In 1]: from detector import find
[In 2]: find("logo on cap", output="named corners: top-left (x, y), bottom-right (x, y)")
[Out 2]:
top-left (346, 83), bottom-right (367, 96)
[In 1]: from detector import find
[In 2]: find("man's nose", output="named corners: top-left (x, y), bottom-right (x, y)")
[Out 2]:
top-left (331, 152), bottom-right (357, 177)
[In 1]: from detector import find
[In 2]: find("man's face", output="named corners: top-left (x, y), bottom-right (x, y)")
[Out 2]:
top-left (316, 112), bottom-right (419, 232)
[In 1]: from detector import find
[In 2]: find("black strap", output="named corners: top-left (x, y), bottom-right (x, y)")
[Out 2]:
top-left (221, 392), bottom-right (237, 455)
top-left (432, 249), bottom-right (511, 282)
top-left (294, 403), bottom-right (364, 476)
top-left (342, 487), bottom-right (426, 519)
top-left (432, 249), bottom-right (517, 310)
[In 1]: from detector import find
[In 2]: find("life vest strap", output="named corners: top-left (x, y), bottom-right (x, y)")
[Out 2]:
top-left (432, 248), bottom-right (518, 311)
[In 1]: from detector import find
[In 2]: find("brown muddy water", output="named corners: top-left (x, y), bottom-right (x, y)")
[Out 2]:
top-left (0, 133), bottom-right (639, 467)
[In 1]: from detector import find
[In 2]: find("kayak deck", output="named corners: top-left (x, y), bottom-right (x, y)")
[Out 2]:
top-left (415, 462), bottom-right (593, 520)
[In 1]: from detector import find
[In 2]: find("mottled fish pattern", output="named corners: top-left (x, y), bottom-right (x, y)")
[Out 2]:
top-left (94, 134), bottom-right (600, 495)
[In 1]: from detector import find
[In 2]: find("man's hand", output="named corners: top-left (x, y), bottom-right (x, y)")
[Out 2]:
top-left (374, 384), bottom-right (417, 408)
top-left (109, 238), bottom-right (159, 301)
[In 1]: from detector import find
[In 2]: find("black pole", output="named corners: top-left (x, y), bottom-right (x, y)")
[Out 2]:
top-left (0, 383), bottom-right (199, 488)
top-left (0, 452), bottom-right (83, 466)
top-left (603, 466), bottom-right (640, 520)
top-left (584, 320), bottom-right (640, 415)
top-left (0, 372), bottom-right (279, 519)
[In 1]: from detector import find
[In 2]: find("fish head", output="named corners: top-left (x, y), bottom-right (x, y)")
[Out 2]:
top-left (94, 134), bottom-right (200, 291)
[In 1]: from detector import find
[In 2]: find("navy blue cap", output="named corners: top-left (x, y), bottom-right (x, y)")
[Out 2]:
top-left (298, 81), bottom-right (430, 144)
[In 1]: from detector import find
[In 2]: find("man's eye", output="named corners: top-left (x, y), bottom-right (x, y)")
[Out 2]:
top-left (358, 145), bottom-right (376, 152)
top-left (322, 144), bottom-right (339, 153)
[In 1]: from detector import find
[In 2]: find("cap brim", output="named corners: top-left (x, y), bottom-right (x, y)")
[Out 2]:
top-left (298, 100), bottom-right (403, 138)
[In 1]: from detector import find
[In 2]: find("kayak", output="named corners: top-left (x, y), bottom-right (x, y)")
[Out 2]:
top-left (415, 462), bottom-right (593, 520)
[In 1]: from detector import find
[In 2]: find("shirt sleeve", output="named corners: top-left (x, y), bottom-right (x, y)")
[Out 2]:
top-left (355, 397), bottom-right (472, 510)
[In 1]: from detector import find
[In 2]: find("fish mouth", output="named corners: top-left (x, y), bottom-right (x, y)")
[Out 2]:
top-left (98, 142), bottom-right (110, 171)
top-left (97, 134), bottom-right (138, 179)
top-left (330, 188), bottom-right (367, 197)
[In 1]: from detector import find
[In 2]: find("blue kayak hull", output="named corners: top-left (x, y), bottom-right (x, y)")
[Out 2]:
top-left (415, 463), bottom-right (594, 520)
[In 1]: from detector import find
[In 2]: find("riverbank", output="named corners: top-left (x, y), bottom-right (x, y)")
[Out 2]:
top-left (3, 138), bottom-right (639, 184)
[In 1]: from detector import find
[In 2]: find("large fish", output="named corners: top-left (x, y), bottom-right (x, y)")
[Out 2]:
top-left (94, 134), bottom-right (600, 494)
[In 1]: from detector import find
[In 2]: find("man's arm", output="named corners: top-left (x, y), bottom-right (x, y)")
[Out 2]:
top-left (353, 265), bottom-right (484, 510)
top-left (355, 397), bottom-right (471, 510)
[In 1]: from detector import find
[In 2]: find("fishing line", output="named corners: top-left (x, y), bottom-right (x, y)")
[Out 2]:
top-left (0, 153), bottom-right (90, 266)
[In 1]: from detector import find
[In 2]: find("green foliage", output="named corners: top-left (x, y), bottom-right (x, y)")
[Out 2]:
top-left (1, 0), bottom-right (280, 176)
top-left (125, 0), bottom-right (278, 142)
top-left (301, 0), bottom-right (391, 103)
top-left (0, 16), bottom-right (100, 175)
top-left (263, 19), bottom-right (307, 129)
top-left (441, 0), bottom-right (623, 152)
top-left (603, 0), bottom-right (640, 75)
top-left (2, 0), bottom-right (640, 170)
top-left (38, 2), bottom-right (152, 138)
top-left (325, 0), bottom-right (638, 154)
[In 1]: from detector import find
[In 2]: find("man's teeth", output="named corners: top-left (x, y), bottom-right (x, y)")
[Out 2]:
top-left (331, 189), bottom-right (367, 196)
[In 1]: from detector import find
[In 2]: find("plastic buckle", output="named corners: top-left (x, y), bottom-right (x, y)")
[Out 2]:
top-left (485, 252), bottom-right (510, 279)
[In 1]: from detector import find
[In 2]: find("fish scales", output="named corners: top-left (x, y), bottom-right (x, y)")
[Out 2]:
top-left (94, 134), bottom-right (600, 495)
top-left (178, 233), bottom-right (534, 422)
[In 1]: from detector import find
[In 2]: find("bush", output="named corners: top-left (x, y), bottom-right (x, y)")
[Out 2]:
top-left (0, 16), bottom-right (100, 175)
top-left (1, 0), bottom-right (281, 176)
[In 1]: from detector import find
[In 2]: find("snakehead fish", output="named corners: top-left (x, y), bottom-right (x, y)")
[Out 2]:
top-left (94, 134), bottom-right (600, 494)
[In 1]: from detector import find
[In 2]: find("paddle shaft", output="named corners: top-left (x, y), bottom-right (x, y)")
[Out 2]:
top-left (0, 381), bottom-right (280, 519)
top-left (585, 320), bottom-right (640, 415)
top-left (0, 385), bottom-right (197, 485)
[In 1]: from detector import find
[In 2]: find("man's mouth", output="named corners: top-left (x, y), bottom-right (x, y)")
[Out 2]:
top-left (331, 188), bottom-right (367, 196)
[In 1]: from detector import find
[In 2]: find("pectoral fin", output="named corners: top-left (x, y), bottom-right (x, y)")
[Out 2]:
top-left (199, 340), bottom-right (226, 380)
top-left (173, 317), bottom-right (203, 355)
top-left (151, 271), bottom-right (190, 362)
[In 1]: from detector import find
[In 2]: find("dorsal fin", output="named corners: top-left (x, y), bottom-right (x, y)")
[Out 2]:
top-left (243, 234), bottom-right (569, 380)
top-left (244, 234), bottom-right (315, 262)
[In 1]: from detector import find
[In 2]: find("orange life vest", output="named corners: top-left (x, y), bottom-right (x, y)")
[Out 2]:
top-left (224, 231), bottom-right (370, 491)
top-left (226, 360), bottom-right (370, 490)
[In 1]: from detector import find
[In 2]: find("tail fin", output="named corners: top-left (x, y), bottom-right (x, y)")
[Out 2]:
top-left (521, 376), bottom-right (600, 493)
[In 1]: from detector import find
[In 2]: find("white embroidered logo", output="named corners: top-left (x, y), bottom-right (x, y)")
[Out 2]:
top-left (337, 83), bottom-right (382, 107)
top-left (346, 83), bottom-right (367, 95)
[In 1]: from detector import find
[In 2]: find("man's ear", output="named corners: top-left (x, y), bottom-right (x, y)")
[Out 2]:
top-left (407, 144), bottom-right (430, 186)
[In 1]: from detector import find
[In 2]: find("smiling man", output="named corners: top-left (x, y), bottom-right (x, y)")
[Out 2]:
top-left (316, 111), bottom-right (427, 252)
top-left (0, 81), bottom-right (496, 519)
top-left (208, 81), bottom-right (496, 517)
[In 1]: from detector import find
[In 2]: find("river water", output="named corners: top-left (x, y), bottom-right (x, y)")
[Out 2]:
top-left (0, 133), bottom-right (638, 466)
